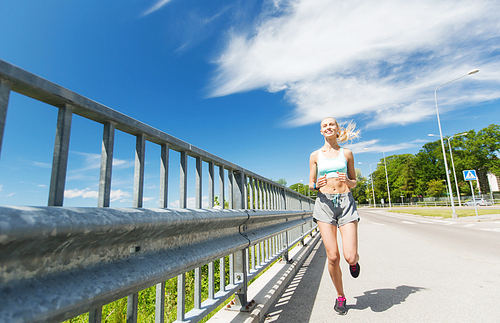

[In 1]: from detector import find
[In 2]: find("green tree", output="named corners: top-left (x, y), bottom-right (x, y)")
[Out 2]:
top-left (214, 196), bottom-right (228, 208)
top-left (424, 124), bottom-right (500, 195)
top-left (426, 179), bottom-right (447, 197)
top-left (351, 168), bottom-right (369, 204)
top-left (289, 182), bottom-right (314, 197)
top-left (273, 178), bottom-right (288, 186)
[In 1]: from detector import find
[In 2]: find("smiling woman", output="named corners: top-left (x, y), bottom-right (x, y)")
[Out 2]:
top-left (308, 117), bottom-right (361, 315)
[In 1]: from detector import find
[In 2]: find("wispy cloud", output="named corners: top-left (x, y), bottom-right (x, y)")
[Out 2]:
top-left (209, 0), bottom-right (500, 128)
top-left (169, 196), bottom-right (209, 208)
top-left (71, 152), bottom-right (134, 171)
top-left (33, 161), bottom-right (52, 168)
top-left (141, 0), bottom-right (174, 17)
top-left (348, 139), bottom-right (428, 155)
top-left (64, 188), bottom-right (132, 202)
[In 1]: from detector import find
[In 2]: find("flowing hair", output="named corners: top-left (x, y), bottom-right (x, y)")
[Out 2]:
top-left (322, 117), bottom-right (361, 143)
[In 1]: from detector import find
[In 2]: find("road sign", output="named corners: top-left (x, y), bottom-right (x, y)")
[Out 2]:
top-left (463, 170), bottom-right (477, 181)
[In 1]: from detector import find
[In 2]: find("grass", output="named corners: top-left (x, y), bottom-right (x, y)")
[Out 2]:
top-left (389, 207), bottom-right (500, 218)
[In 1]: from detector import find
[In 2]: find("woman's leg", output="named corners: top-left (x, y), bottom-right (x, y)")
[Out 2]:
top-left (317, 221), bottom-right (344, 297)
top-left (339, 220), bottom-right (359, 265)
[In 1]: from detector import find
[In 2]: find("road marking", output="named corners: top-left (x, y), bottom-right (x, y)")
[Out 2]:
top-left (462, 224), bottom-right (476, 228)
top-left (479, 228), bottom-right (500, 232)
top-left (401, 221), bottom-right (416, 225)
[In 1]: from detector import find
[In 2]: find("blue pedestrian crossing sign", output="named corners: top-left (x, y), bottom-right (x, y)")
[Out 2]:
top-left (463, 170), bottom-right (477, 181)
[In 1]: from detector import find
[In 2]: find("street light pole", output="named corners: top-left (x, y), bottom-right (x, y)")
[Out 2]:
top-left (447, 133), bottom-right (467, 206)
top-left (434, 69), bottom-right (479, 218)
top-left (429, 132), bottom-right (468, 206)
top-left (383, 151), bottom-right (392, 210)
top-left (359, 161), bottom-right (380, 208)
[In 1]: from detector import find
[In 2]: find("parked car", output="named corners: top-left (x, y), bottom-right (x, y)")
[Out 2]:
top-left (464, 199), bottom-right (492, 206)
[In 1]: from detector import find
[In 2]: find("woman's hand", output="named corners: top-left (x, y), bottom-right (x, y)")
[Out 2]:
top-left (317, 174), bottom-right (327, 189)
top-left (337, 172), bottom-right (356, 188)
top-left (337, 172), bottom-right (347, 182)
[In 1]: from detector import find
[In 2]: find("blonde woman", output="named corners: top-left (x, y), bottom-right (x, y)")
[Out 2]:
top-left (309, 117), bottom-right (360, 315)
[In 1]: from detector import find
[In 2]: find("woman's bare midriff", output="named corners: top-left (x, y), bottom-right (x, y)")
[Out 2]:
top-left (319, 177), bottom-right (351, 194)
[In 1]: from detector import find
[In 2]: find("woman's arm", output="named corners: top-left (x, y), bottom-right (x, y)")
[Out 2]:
top-left (309, 151), bottom-right (319, 190)
top-left (340, 148), bottom-right (357, 189)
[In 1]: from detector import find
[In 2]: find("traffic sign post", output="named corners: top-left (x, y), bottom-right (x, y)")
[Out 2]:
top-left (463, 170), bottom-right (479, 221)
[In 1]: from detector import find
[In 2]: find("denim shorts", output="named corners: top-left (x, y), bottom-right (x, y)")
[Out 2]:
top-left (313, 192), bottom-right (359, 227)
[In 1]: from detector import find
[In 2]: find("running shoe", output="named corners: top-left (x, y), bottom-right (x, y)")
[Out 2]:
top-left (349, 262), bottom-right (360, 278)
top-left (334, 296), bottom-right (347, 315)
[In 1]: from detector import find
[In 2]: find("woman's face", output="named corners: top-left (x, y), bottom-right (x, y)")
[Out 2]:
top-left (320, 118), bottom-right (339, 138)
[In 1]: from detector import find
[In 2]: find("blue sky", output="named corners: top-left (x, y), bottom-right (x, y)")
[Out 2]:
top-left (0, 0), bottom-right (499, 208)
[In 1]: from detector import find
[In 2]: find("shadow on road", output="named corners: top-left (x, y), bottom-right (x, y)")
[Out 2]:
top-left (264, 241), bottom-right (326, 322)
top-left (350, 285), bottom-right (426, 313)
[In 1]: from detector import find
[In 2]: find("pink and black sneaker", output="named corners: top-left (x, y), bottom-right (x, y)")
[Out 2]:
top-left (334, 296), bottom-right (347, 315)
top-left (350, 262), bottom-right (360, 278)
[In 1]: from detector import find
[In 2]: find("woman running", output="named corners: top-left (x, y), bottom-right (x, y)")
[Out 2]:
top-left (309, 117), bottom-right (360, 315)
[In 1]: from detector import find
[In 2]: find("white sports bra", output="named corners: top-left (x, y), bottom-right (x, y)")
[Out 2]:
top-left (317, 148), bottom-right (348, 178)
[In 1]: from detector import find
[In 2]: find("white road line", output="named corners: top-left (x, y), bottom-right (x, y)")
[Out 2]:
top-left (401, 221), bottom-right (416, 225)
top-left (462, 224), bottom-right (476, 228)
top-left (479, 228), bottom-right (500, 232)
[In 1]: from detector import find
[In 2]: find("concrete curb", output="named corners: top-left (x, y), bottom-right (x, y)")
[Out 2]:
top-left (207, 230), bottom-right (322, 323)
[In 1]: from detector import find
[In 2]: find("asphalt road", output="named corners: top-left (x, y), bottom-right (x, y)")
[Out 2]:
top-left (264, 209), bottom-right (500, 322)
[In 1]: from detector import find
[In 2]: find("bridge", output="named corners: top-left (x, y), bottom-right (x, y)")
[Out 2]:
top-left (1, 60), bottom-right (500, 323)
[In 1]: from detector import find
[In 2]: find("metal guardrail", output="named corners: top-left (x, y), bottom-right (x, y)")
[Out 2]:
top-left (0, 206), bottom-right (315, 322)
top-left (0, 59), bottom-right (316, 323)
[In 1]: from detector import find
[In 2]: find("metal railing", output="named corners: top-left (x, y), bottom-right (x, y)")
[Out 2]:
top-left (0, 59), bottom-right (316, 323)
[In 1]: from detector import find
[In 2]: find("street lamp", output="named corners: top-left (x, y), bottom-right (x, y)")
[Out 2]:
top-left (429, 132), bottom-right (468, 206)
top-left (363, 148), bottom-right (392, 209)
top-left (434, 69), bottom-right (479, 218)
top-left (383, 152), bottom-right (392, 210)
top-left (358, 161), bottom-right (381, 207)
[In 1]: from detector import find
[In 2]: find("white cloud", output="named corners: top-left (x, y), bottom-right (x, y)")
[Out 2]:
top-left (169, 196), bottom-right (210, 208)
top-left (141, 0), bottom-right (174, 17)
top-left (348, 139), bottom-right (428, 154)
top-left (65, 188), bottom-right (99, 199)
top-left (64, 188), bottom-right (132, 202)
top-left (33, 161), bottom-right (52, 168)
top-left (71, 152), bottom-right (134, 171)
top-left (210, 0), bottom-right (500, 128)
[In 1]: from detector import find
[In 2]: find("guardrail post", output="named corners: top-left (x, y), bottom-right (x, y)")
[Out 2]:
top-left (194, 267), bottom-right (202, 309)
top-left (0, 79), bottom-right (11, 159)
top-left (195, 156), bottom-right (202, 208)
top-left (249, 178), bottom-right (254, 209)
top-left (126, 292), bottom-right (139, 323)
top-left (180, 151), bottom-right (187, 208)
top-left (159, 144), bottom-right (169, 208)
top-left (98, 122), bottom-right (115, 207)
top-left (283, 231), bottom-right (290, 262)
top-left (220, 257), bottom-right (226, 292)
top-left (228, 170), bottom-right (233, 209)
top-left (208, 161), bottom-right (214, 208)
top-left (133, 134), bottom-right (145, 208)
top-left (89, 307), bottom-right (102, 323)
top-left (208, 261), bottom-right (215, 299)
top-left (219, 165), bottom-right (225, 208)
top-left (233, 249), bottom-right (248, 310)
top-left (177, 274), bottom-right (186, 321)
top-left (48, 104), bottom-right (73, 206)
top-left (155, 282), bottom-right (165, 323)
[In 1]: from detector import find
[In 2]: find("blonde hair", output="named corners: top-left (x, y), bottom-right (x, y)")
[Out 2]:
top-left (321, 117), bottom-right (360, 143)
